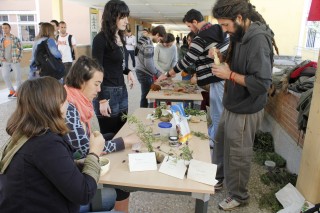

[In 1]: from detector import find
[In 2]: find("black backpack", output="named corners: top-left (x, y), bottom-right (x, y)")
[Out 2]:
top-left (56, 34), bottom-right (75, 60)
top-left (35, 39), bottom-right (65, 79)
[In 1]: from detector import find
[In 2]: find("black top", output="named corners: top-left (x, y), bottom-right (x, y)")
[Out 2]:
top-left (92, 31), bottom-right (130, 88)
top-left (0, 131), bottom-right (97, 213)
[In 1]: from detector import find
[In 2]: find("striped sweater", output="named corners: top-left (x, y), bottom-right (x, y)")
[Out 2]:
top-left (173, 23), bottom-right (229, 86)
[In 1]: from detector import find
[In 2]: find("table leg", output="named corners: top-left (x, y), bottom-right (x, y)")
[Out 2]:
top-left (195, 198), bottom-right (208, 213)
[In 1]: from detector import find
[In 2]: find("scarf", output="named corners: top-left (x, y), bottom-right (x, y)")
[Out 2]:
top-left (0, 136), bottom-right (29, 174)
top-left (64, 86), bottom-right (94, 131)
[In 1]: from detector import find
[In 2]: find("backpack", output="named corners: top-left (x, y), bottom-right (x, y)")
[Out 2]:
top-left (35, 39), bottom-right (65, 79)
top-left (56, 34), bottom-right (75, 60)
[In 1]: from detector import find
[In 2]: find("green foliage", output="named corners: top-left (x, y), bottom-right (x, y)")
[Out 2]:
top-left (260, 168), bottom-right (298, 187)
top-left (254, 131), bottom-right (274, 152)
top-left (179, 145), bottom-right (193, 161)
top-left (22, 44), bottom-right (33, 49)
top-left (191, 131), bottom-right (209, 140)
top-left (123, 114), bottom-right (156, 152)
top-left (258, 188), bottom-right (282, 212)
top-left (184, 107), bottom-right (206, 116)
top-left (254, 151), bottom-right (286, 168)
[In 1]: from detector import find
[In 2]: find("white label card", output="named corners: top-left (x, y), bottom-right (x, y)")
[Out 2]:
top-left (187, 159), bottom-right (218, 186)
top-left (128, 152), bottom-right (157, 172)
top-left (158, 156), bottom-right (187, 180)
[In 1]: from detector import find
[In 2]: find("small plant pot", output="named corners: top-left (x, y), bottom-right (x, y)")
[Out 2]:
top-left (264, 160), bottom-right (276, 172)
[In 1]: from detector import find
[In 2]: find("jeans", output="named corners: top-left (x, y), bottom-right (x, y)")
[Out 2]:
top-left (136, 70), bottom-right (153, 108)
top-left (125, 50), bottom-right (135, 68)
top-left (208, 81), bottom-right (224, 149)
top-left (94, 85), bottom-right (128, 118)
top-left (79, 188), bottom-right (117, 213)
top-left (1, 62), bottom-right (22, 91)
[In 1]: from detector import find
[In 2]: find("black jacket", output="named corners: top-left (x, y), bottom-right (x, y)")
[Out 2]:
top-left (0, 131), bottom-right (97, 213)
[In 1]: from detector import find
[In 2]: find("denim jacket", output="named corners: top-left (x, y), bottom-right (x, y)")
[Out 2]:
top-left (30, 37), bottom-right (62, 71)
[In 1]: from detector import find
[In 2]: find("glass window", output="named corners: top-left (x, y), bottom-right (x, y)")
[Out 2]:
top-left (0, 15), bottom-right (8, 22)
top-left (19, 15), bottom-right (35, 22)
top-left (20, 25), bottom-right (36, 41)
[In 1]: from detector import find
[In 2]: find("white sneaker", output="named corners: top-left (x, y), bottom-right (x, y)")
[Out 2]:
top-left (219, 197), bottom-right (241, 211)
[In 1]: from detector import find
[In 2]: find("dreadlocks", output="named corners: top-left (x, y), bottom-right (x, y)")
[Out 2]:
top-left (212, 0), bottom-right (279, 64)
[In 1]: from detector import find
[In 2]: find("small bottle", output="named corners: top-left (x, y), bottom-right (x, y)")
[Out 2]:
top-left (168, 136), bottom-right (180, 147)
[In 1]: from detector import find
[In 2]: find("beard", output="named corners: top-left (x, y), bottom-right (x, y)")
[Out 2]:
top-left (229, 21), bottom-right (244, 42)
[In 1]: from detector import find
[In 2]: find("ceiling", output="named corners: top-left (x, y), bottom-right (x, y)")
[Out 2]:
top-left (68, 0), bottom-right (216, 32)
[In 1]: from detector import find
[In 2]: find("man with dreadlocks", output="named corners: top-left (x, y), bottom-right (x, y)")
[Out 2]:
top-left (211, 0), bottom-right (279, 210)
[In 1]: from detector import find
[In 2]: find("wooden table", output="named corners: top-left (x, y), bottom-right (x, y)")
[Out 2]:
top-left (146, 81), bottom-right (203, 108)
top-left (94, 108), bottom-right (213, 213)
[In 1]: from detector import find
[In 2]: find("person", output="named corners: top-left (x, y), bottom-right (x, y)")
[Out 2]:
top-left (0, 77), bottom-right (106, 213)
top-left (50, 19), bottom-right (59, 38)
top-left (157, 9), bottom-right (229, 153)
top-left (142, 28), bottom-right (149, 37)
top-left (211, 0), bottom-right (279, 210)
top-left (154, 33), bottom-right (177, 74)
top-left (29, 22), bottom-right (62, 79)
top-left (0, 23), bottom-right (22, 98)
top-left (125, 29), bottom-right (136, 69)
top-left (64, 55), bottom-right (139, 212)
top-left (135, 25), bottom-right (166, 107)
top-left (175, 35), bottom-right (180, 45)
top-left (92, 0), bottom-right (136, 136)
top-left (182, 36), bottom-right (187, 46)
top-left (179, 31), bottom-right (196, 80)
top-left (57, 21), bottom-right (79, 80)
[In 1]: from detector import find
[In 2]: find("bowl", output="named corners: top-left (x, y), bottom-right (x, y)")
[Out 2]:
top-left (99, 156), bottom-right (110, 176)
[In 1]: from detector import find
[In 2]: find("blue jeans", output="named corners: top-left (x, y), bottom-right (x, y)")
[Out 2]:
top-left (125, 50), bottom-right (135, 68)
top-left (94, 85), bottom-right (128, 118)
top-left (208, 81), bottom-right (224, 149)
top-left (79, 188), bottom-right (117, 213)
top-left (136, 70), bottom-right (153, 108)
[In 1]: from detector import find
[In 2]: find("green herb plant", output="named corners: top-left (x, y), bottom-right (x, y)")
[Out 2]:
top-left (123, 114), bottom-right (156, 152)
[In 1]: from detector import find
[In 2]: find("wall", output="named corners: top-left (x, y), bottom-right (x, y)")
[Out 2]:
top-left (263, 91), bottom-right (304, 174)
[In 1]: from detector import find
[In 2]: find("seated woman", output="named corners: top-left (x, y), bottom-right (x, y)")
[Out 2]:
top-left (0, 77), bottom-right (106, 212)
top-left (64, 55), bottom-right (137, 212)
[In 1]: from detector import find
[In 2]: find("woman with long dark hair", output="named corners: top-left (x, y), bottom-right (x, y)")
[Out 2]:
top-left (92, 0), bottom-right (135, 212)
top-left (92, 0), bottom-right (135, 135)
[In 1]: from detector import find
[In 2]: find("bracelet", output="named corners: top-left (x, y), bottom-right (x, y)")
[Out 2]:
top-left (230, 72), bottom-right (236, 85)
top-left (229, 71), bottom-right (233, 80)
top-left (88, 152), bottom-right (100, 162)
top-left (99, 99), bottom-right (109, 104)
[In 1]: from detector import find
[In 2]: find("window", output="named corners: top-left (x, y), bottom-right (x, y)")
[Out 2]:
top-left (20, 25), bottom-right (35, 41)
top-left (306, 22), bottom-right (320, 48)
top-left (0, 15), bottom-right (8, 22)
top-left (19, 15), bottom-right (34, 22)
top-left (306, 28), bottom-right (316, 48)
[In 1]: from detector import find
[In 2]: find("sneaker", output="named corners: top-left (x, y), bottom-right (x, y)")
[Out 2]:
top-left (219, 197), bottom-right (241, 211)
top-left (214, 179), bottom-right (223, 191)
top-left (12, 92), bottom-right (17, 98)
top-left (8, 90), bottom-right (15, 98)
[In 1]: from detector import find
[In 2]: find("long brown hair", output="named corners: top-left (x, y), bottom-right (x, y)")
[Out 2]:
top-left (36, 22), bottom-right (55, 40)
top-left (6, 77), bottom-right (69, 143)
